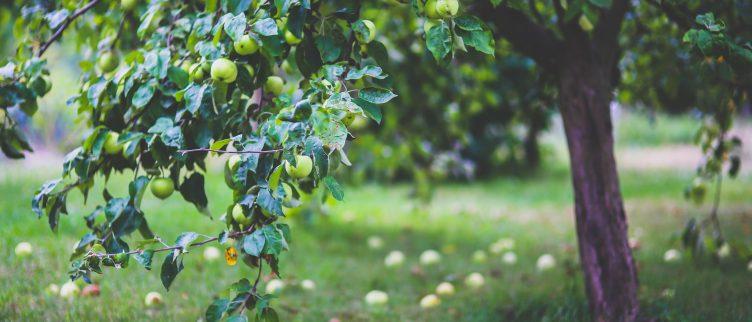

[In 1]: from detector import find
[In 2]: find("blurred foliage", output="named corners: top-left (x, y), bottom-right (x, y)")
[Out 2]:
top-left (343, 7), bottom-right (555, 187)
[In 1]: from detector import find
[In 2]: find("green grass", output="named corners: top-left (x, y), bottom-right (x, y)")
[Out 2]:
top-left (615, 111), bottom-right (700, 147)
top-left (0, 163), bottom-right (751, 321)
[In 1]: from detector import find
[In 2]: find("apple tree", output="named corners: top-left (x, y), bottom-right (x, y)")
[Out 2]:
top-left (1, 0), bottom-right (494, 320)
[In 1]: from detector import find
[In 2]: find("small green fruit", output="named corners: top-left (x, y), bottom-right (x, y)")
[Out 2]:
top-left (355, 20), bottom-right (377, 44)
top-left (234, 35), bottom-right (259, 55)
top-left (281, 60), bottom-right (294, 74)
top-left (114, 253), bottom-right (129, 268)
top-left (285, 155), bottom-right (313, 179)
top-left (284, 30), bottom-right (302, 45)
top-left (98, 51), bottom-right (120, 73)
top-left (15, 242), bottom-right (33, 257)
top-left (436, 0), bottom-right (459, 18)
top-left (224, 155), bottom-right (241, 188)
top-left (189, 63), bottom-right (205, 82)
top-left (121, 0), bottom-right (137, 11)
top-left (578, 15), bottom-right (594, 32)
top-left (179, 60), bottom-right (193, 74)
top-left (424, 0), bottom-right (440, 19)
top-left (232, 203), bottom-right (251, 225)
top-left (150, 177), bottom-right (174, 199)
top-left (103, 132), bottom-right (123, 155)
top-left (264, 76), bottom-right (284, 96)
top-left (211, 58), bottom-right (238, 83)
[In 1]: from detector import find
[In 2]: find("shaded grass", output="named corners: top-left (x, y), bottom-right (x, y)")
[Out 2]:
top-left (0, 163), bottom-right (750, 321)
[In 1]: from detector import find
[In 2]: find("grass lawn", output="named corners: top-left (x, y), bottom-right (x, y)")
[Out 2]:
top-left (0, 161), bottom-right (751, 321)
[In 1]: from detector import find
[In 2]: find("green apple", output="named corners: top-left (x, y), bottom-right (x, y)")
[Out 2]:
top-left (150, 177), bottom-right (174, 199)
top-left (210, 58), bottom-right (238, 83)
top-left (284, 30), bottom-right (302, 45)
top-left (41, 75), bottom-right (52, 95)
top-left (189, 63), bottom-right (205, 82)
top-left (231, 203), bottom-right (251, 225)
top-left (60, 281), bottom-right (80, 298)
top-left (179, 60), bottom-right (193, 74)
top-left (121, 0), bottom-right (137, 11)
top-left (578, 15), bottom-right (594, 32)
top-left (364, 290), bottom-right (389, 306)
top-left (98, 51), bottom-right (120, 73)
top-left (144, 291), bottom-right (163, 306)
top-left (436, 0), bottom-right (459, 18)
top-left (285, 155), bottom-right (313, 179)
top-left (355, 20), bottom-right (376, 44)
top-left (103, 132), bottom-right (123, 155)
top-left (264, 76), bottom-right (284, 95)
top-left (114, 252), bottom-right (129, 268)
top-left (234, 35), bottom-right (259, 55)
top-left (224, 155), bottom-right (241, 188)
top-left (15, 242), bottom-right (33, 257)
top-left (424, 0), bottom-right (441, 19)
top-left (281, 60), bottom-right (294, 74)
top-left (419, 294), bottom-right (441, 309)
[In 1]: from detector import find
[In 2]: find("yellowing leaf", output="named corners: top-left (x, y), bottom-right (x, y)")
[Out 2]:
top-left (225, 246), bottom-right (238, 266)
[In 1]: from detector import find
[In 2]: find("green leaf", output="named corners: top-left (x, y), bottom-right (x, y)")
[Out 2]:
top-left (346, 65), bottom-right (385, 80)
top-left (205, 298), bottom-right (229, 322)
top-left (174, 232), bottom-right (199, 251)
top-left (128, 176), bottom-right (151, 210)
top-left (134, 250), bottom-right (154, 270)
top-left (242, 230), bottom-right (265, 256)
top-left (456, 29), bottom-right (495, 56)
top-left (167, 66), bottom-right (190, 88)
top-left (257, 188), bottom-right (283, 217)
top-left (426, 20), bottom-right (452, 62)
top-left (132, 80), bottom-right (157, 108)
top-left (224, 13), bottom-right (247, 41)
top-left (226, 315), bottom-right (248, 322)
top-left (454, 16), bottom-right (484, 31)
top-left (179, 173), bottom-right (210, 215)
top-left (358, 87), bottom-right (397, 104)
top-left (160, 252), bottom-right (184, 290)
top-left (184, 83), bottom-right (207, 115)
top-left (323, 176), bottom-right (344, 201)
top-left (253, 18), bottom-right (278, 36)
top-left (353, 98), bottom-right (382, 123)
top-left (261, 225), bottom-right (288, 256)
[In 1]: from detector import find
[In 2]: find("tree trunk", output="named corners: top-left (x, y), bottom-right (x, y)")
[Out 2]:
top-left (557, 49), bottom-right (640, 322)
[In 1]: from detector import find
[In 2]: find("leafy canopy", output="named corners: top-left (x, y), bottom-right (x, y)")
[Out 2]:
top-left (0, 0), bottom-right (493, 319)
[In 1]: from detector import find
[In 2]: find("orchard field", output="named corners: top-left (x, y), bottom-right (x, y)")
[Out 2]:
top-left (2, 0), bottom-right (752, 321)
top-left (2, 116), bottom-right (751, 321)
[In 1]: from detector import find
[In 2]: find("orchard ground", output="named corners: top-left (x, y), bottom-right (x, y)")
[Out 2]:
top-left (1, 114), bottom-right (751, 321)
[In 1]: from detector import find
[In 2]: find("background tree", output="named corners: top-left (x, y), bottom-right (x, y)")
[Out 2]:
top-left (466, 0), bottom-right (750, 321)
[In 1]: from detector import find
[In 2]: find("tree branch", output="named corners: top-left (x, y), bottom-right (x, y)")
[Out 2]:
top-left (471, 2), bottom-right (562, 70)
top-left (91, 225), bottom-right (257, 258)
top-left (37, 0), bottom-right (102, 57)
top-left (593, 0), bottom-right (630, 64)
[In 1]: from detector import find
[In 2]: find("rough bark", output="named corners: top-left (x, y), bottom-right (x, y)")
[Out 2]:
top-left (557, 44), bottom-right (640, 322)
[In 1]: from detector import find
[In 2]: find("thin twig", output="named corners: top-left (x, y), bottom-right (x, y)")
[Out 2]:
top-left (110, 17), bottom-right (126, 50)
top-left (178, 147), bottom-right (283, 155)
top-left (38, 0), bottom-right (102, 57)
top-left (91, 225), bottom-right (256, 258)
